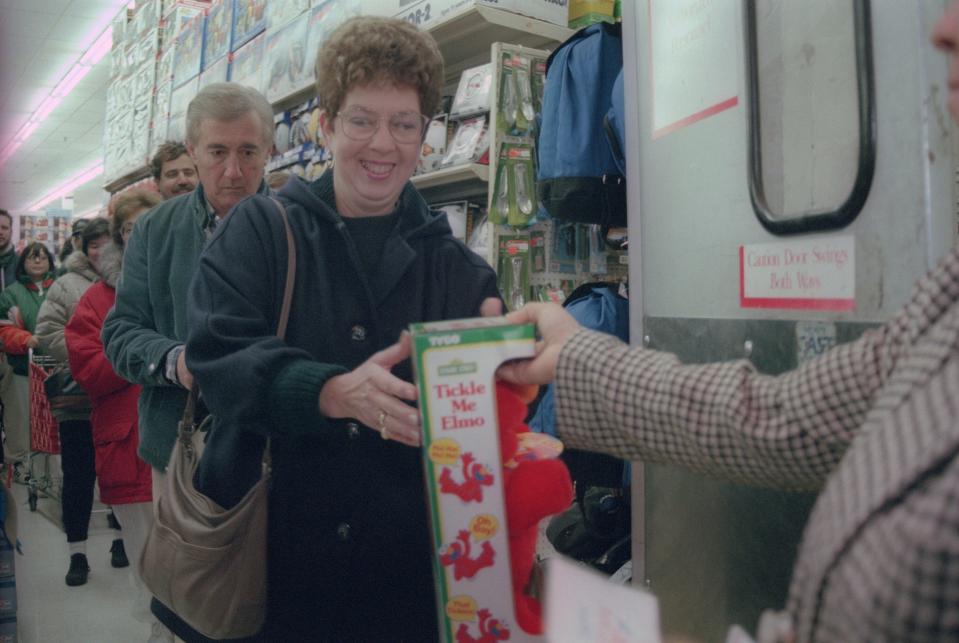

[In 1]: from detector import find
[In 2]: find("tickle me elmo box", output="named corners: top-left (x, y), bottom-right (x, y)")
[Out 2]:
top-left (410, 318), bottom-right (541, 643)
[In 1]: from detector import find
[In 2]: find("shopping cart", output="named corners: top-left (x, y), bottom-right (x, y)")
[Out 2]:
top-left (25, 350), bottom-right (60, 512)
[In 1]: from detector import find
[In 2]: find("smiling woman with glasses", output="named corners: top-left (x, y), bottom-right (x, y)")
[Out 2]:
top-left (184, 14), bottom-right (503, 642)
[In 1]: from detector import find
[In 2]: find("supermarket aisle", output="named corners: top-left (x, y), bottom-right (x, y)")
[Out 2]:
top-left (12, 478), bottom-right (150, 642)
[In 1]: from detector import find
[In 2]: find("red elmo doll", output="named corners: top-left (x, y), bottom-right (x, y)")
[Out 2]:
top-left (495, 381), bottom-right (572, 635)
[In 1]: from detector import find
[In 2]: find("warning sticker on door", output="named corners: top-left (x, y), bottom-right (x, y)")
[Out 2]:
top-left (740, 236), bottom-right (855, 311)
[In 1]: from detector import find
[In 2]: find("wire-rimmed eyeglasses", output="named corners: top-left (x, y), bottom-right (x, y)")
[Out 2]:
top-left (337, 107), bottom-right (430, 145)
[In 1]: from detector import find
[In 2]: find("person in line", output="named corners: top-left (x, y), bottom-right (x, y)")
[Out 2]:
top-left (57, 219), bottom-right (87, 276)
top-left (65, 189), bottom-right (169, 640)
top-left (36, 218), bottom-right (127, 586)
top-left (185, 17), bottom-right (500, 640)
top-left (103, 82), bottom-right (273, 496)
top-left (498, 5), bottom-right (959, 640)
top-left (0, 243), bottom-right (55, 465)
top-left (0, 210), bottom-right (18, 291)
top-left (151, 141), bottom-right (198, 201)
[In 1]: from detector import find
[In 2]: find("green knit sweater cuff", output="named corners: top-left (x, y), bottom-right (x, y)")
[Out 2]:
top-left (269, 359), bottom-right (349, 434)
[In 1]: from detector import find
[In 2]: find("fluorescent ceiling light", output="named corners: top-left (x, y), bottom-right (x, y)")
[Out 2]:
top-left (0, 22), bottom-right (116, 167)
top-left (25, 161), bottom-right (105, 213)
top-left (75, 205), bottom-right (106, 219)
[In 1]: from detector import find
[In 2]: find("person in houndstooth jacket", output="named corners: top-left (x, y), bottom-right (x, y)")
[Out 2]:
top-left (499, 5), bottom-right (959, 641)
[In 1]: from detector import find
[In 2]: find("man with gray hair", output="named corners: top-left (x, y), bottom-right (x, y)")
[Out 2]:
top-left (103, 82), bottom-right (273, 489)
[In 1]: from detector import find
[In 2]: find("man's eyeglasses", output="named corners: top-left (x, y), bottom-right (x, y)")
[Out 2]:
top-left (337, 107), bottom-right (430, 145)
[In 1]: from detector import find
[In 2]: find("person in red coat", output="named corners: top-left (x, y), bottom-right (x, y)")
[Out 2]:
top-left (65, 188), bottom-right (168, 637)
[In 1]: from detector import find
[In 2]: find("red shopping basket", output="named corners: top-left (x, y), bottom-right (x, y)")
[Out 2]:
top-left (29, 360), bottom-right (59, 454)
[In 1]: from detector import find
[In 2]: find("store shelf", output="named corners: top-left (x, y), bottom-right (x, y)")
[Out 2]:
top-left (432, 6), bottom-right (571, 82)
top-left (271, 85), bottom-right (315, 113)
top-left (104, 165), bottom-right (152, 194)
top-left (411, 162), bottom-right (489, 201)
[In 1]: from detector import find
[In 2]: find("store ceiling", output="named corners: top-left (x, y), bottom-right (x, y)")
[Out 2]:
top-left (0, 0), bottom-right (131, 216)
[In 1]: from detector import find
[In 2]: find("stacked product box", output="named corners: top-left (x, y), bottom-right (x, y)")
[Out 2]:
top-left (410, 318), bottom-right (544, 643)
top-left (265, 0), bottom-right (310, 31)
top-left (168, 11), bottom-right (205, 139)
top-left (162, 2), bottom-right (206, 53)
top-left (168, 77), bottom-right (200, 143)
top-left (229, 32), bottom-right (266, 93)
top-left (105, 3), bottom-right (163, 182)
top-left (199, 53), bottom-right (229, 90)
top-left (232, 0), bottom-right (267, 51)
top-left (202, 0), bottom-right (232, 70)
top-left (264, 11), bottom-right (310, 103)
top-left (172, 12), bottom-right (205, 88)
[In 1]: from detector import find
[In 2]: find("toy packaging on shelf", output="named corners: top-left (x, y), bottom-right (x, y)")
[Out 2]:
top-left (109, 45), bottom-right (124, 80)
top-left (304, 1), bottom-right (359, 84)
top-left (132, 58), bottom-right (158, 101)
top-left (199, 53), bottom-right (229, 89)
top-left (441, 116), bottom-right (488, 169)
top-left (450, 63), bottom-right (493, 120)
top-left (153, 81), bottom-right (173, 142)
top-left (131, 94), bottom-right (154, 166)
top-left (162, 3), bottom-right (204, 51)
top-left (410, 317), bottom-right (545, 643)
top-left (431, 201), bottom-right (470, 242)
top-left (273, 112), bottom-right (293, 155)
top-left (136, 28), bottom-right (161, 73)
top-left (132, 0), bottom-right (161, 39)
top-left (417, 115), bottom-right (450, 175)
top-left (231, 0), bottom-right (267, 51)
top-left (112, 8), bottom-right (130, 47)
top-left (167, 77), bottom-right (199, 142)
top-left (229, 32), bottom-right (266, 92)
top-left (265, 12), bottom-right (310, 103)
top-left (172, 13), bottom-right (205, 87)
top-left (203, 0), bottom-right (233, 68)
top-left (157, 47), bottom-right (175, 86)
top-left (467, 211), bottom-right (491, 260)
top-left (265, 0), bottom-right (310, 31)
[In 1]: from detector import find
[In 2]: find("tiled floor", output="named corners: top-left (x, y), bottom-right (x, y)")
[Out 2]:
top-left (12, 469), bottom-right (151, 643)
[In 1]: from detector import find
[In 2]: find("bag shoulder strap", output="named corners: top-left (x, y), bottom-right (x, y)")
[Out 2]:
top-left (179, 197), bottom-right (297, 437)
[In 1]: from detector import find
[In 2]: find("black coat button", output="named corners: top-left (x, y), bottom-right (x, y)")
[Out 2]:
top-left (336, 522), bottom-right (352, 541)
top-left (346, 422), bottom-right (360, 439)
top-left (351, 325), bottom-right (367, 341)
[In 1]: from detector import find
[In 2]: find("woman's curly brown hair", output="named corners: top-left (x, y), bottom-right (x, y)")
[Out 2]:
top-left (315, 16), bottom-right (444, 121)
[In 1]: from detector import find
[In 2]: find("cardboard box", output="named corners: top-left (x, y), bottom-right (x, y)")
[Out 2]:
top-left (231, 0), bottom-right (267, 51)
top-left (203, 0), bottom-right (233, 67)
top-left (229, 32), bottom-right (266, 93)
top-left (265, 0), bottom-right (310, 30)
top-left (172, 13), bottom-right (205, 87)
top-left (162, 4), bottom-right (204, 51)
top-left (199, 53), bottom-right (229, 89)
top-left (411, 318), bottom-right (541, 643)
top-left (264, 11), bottom-right (310, 103)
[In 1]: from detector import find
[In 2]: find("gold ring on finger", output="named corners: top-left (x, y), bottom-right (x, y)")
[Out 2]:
top-left (377, 410), bottom-right (389, 439)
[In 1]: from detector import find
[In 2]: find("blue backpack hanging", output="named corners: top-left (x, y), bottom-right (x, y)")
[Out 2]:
top-left (537, 22), bottom-right (626, 228)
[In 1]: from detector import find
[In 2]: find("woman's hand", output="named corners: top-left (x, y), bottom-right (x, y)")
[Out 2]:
top-left (318, 331), bottom-right (421, 446)
top-left (26, 336), bottom-right (39, 350)
top-left (497, 303), bottom-right (581, 385)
